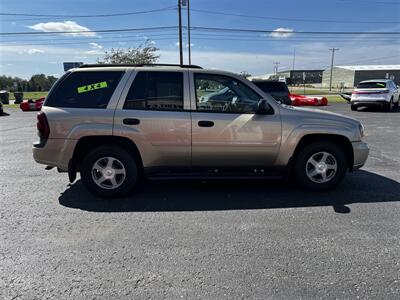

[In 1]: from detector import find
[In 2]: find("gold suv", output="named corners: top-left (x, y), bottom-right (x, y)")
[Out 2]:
top-left (33, 64), bottom-right (369, 197)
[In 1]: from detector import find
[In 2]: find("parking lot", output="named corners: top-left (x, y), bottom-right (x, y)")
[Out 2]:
top-left (1, 103), bottom-right (399, 299)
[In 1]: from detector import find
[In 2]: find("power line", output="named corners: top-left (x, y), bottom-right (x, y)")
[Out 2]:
top-left (191, 8), bottom-right (399, 24)
top-left (336, 0), bottom-right (400, 4)
top-left (191, 26), bottom-right (400, 35)
top-left (0, 6), bottom-right (176, 19)
top-left (3, 36), bottom-right (399, 47)
top-left (2, 26), bottom-right (400, 36)
top-left (3, 31), bottom-right (398, 42)
top-left (0, 26), bottom-right (179, 36)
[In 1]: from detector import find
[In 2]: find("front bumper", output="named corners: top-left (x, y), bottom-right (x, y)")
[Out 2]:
top-left (352, 141), bottom-right (369, 170)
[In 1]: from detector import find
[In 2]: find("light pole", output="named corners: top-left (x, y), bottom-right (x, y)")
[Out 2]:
top-left (329, 48), bottom-right (339, 91)
top-left (187, 0), bottom-right (191, 65)
top-left (178, 0), bottom-right (183, 66)
top-left (273, 61), bottom-right (280, 76)
top-left (292, 49), bottom-right (296, 70)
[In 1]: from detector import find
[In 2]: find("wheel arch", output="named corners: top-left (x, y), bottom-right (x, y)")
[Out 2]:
top-left (289, 134), bottom-right (354, 171)
top-left (71, 135), bottom-right (144, 172)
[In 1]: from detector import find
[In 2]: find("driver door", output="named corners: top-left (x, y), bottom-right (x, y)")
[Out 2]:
top-left (190, 72), bottom-right (282, 168)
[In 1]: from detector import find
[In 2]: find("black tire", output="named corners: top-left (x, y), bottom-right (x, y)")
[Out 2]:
top-left (350, 105), bottom-right (357, 111)
top-left (386, 98), bottom-right (394, 112)
top-left (80, 145), bottom-right (138, 198)
top-left (394, 98), bottom-right (399, 110)
top-left (293, 142), bottom-right (348, 191)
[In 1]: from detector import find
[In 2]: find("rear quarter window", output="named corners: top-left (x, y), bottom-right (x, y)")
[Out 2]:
top-left (45, 71), bottom-right (124, 108)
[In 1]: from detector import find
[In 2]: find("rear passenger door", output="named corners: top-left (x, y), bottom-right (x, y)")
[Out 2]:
top-left (114, 70), bottom-right (191, 169)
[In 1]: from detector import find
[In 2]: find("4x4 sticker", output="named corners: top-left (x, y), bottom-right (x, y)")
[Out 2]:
top-left (77, 81), bottom-right (108, 93)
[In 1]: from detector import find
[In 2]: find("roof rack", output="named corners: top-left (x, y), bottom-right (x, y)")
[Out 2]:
top-left (79, 63), bottom-right (203, 69)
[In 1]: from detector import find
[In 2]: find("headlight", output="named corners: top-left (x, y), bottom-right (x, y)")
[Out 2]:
top-left (359, 123), bottom-right (365, 138)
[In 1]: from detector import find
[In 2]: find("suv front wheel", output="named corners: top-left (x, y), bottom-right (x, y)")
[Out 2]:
top-left (80, 146), bottom-right (138, 198)
top-left (293, 142), bottom-right (347, 191)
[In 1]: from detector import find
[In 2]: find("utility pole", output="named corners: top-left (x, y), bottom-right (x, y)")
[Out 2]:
top-left (178, 0), bottom-right (183, 66)
top-left (329, 48), bottom-right (339, 91)
top-left (187, 0), bottom-right (191, 65)
top-left (273, 61), bottom-right (280, 76)
top-left (292, 49), bottom-right (296, 70)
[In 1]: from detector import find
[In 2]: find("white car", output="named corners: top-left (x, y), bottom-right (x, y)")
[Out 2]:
top-left (351, 79), bottom-right (400, 112)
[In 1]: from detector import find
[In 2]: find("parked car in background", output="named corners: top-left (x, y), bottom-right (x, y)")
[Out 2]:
top-left (0, 99), bottom-right (3, 115)
top-left (350, 79), bottom-right (399, 112)
top-left (251, 80), bottom-right (292, 105)
top-left (290, 94), bottom-right (328, 106)
top-left (33, 64), bottom-right (369, 198)
top-left (20, 97), bottom-right (45, 112)
top-left (252, 80), bottom-right (328, 107)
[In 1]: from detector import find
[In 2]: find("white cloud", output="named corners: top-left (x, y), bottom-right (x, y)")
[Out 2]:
top-left (89, 42), bottom-right (103, 49)
top-left (270, 28), bottom-right (294, 39)
top-left (26, 48), bottom-right (44, 55)
top-left (28, 21), bottom-right (96, 36)
top-left (83, 50), bottom-right (103, 55)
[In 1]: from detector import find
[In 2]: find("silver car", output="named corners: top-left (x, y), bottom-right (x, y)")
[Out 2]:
top-left (351, 79), bottom-right (400, 112)
top-left (33, 64), bottom-right (369, 198)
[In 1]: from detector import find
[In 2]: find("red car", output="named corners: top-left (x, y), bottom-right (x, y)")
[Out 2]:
top-left (290, 94), bottom-right (328, 106)
top-left (20, 97), bottom-right (45, 112)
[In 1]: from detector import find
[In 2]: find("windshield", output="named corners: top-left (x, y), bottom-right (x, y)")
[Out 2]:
top-left (357, 81), bottom-right (387, 89)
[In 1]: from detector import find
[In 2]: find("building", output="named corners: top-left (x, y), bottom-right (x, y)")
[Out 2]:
top-left (322, 65), bottom-right (400, 88)
top-left (275, 69), bottom-right (324, 85)
top-left (250, 70), bottom-right (324, 85)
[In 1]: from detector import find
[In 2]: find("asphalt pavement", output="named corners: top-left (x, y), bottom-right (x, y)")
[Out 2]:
top-left (1, 103), bottom-right (399, 299)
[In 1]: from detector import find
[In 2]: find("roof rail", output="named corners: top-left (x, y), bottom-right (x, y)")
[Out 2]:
top-left (79, 63), bottom-right (203, 69)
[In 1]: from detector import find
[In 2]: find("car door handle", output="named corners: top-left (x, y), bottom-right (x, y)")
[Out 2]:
top-left (198, 120), bottom-right (214, 127)
top-left (123, 118), bottom-right (140, 125)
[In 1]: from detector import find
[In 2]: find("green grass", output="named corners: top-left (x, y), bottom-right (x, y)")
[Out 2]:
top-left (8, 91), bottom-right (48, 100)
top-left (3, 104), bottom-right (20, 109)
top-left (289, 88), bottom-right (338, 95)
top-left (326, 95), bottom-right (347, 103)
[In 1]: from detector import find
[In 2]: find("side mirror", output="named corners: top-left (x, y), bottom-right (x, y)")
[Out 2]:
top-left (256, 99), bottom-right (273, 114)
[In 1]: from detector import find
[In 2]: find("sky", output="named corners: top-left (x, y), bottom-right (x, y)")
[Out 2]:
top-left (0, 0), bottom-right (399, 78)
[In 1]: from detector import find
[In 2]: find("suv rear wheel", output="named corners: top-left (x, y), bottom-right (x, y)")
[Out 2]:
top-left (80, 146), bottom-right (138, 198)
top-left (386, 97), bottom-right (394, 112)
top-left (293, 142), bottom-right (347, 191)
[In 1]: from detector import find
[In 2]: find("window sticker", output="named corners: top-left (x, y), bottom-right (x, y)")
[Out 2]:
top-left (77, 81), bottom-right (108, 94)
top-left (376, 83), bottom-right (386, 87)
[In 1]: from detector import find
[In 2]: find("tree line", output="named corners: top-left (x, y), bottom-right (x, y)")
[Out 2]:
top-left (0, 74), bottom-right (58, 92)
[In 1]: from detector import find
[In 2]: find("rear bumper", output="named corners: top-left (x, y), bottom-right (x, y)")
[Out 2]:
top-left (351, 100), bottom-right (388, 106)
top-left (32, 138), bottom-right (77, 170)
top-left (352, 141), bottom-right (369, 170)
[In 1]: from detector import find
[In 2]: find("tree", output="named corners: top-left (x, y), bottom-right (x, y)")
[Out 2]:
top-left (239, 71), bottom-right (252, 78)
top-left (0, 74), bottom-right (59, 91)
top-left (97, 40), bottom-right (159, 64)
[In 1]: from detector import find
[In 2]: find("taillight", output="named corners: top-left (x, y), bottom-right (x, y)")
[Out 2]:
top-left (352, 90), bottom-right (390, 94)
top-left (37, 112), bottom-right (50, 139)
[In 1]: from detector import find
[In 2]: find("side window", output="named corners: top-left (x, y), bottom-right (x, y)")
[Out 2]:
top-left (46, 71), bottom-right (124, 108)
top-left (195, 73), bottom-right (261, 113)
top-left (124, 71), bottom-right (184, 111)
